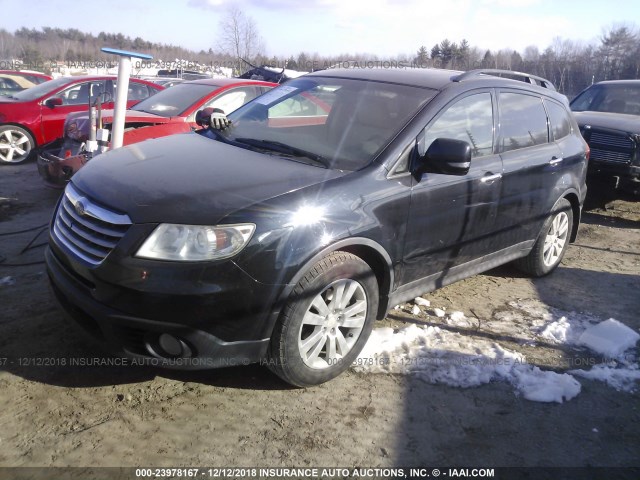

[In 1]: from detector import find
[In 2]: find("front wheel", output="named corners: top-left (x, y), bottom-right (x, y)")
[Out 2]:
top-left (0, 125), bottom-right (35, 164)
top-left (267, 251), bottom-right (378, 387)
top-left (514, 197), bottom-right (573, 277)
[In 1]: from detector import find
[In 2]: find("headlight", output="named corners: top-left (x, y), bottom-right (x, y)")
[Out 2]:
top-left (136, 223), bottom-right (255, 261)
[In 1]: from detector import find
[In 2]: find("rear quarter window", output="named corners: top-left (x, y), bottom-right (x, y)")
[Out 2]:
top-left (545, 100), bottom-right (572, 140)
top-left (499, 92), bottom-right (548, 152)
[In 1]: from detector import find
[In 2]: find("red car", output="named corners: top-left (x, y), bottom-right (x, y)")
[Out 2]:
top-left (0, 75), bottom-right (163, 164)
top-left (37, 78), bottom-right (276, 186)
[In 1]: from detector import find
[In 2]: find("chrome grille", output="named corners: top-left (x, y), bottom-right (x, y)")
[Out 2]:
top-left (589, 132), bottom-right (634, 149)
top-left (52, 184), bottom-right (131, 265)
top-left (590, 148), bottom-right (633, 164)
top-left (587, 130), bottom-right (635, 165)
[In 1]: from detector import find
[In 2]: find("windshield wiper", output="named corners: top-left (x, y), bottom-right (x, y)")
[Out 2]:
top-left (234, 138), bottom-right (328, 168)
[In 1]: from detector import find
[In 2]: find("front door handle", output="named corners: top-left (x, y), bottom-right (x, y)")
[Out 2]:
top-left (480, 173), bottom-right (502, 184)
top-left (549, 157), bottom-right (563, 166)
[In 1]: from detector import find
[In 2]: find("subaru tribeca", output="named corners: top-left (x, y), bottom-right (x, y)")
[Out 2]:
top-left (46, 68), bottom-right (589, 386)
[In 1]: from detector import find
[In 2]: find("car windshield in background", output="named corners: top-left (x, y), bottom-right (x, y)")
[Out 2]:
top-left (223, 77), bottom-right (436, 171)
top-left (131, 83), bottom-right (219, 117)
top-left (571, 83), bottom-right (640, 116)
top-left (9, 77), bottom-right (72, 101)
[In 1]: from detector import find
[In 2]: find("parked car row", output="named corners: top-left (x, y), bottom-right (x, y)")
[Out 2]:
top-left (4, 67), bottom-right (638, 197)
top-left (0, 75), bottom-right (163, 163)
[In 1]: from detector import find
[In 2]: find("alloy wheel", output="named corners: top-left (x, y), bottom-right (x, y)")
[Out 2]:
top-left (298, 279), bottom-right (367, 369)
top-left (543, 211), bottom-right (569, 267)
top-left (0, 129), bottom-right (32, 163)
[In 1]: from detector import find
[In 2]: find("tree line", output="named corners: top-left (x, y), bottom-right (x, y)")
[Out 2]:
top-left (1, 21), bottom-right (639, 98)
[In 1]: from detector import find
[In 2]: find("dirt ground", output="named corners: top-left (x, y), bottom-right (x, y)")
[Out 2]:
top-left (0, 162), bottom-right (639, 475)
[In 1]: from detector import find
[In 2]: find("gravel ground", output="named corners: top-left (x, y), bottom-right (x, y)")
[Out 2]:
top-left (0, 162), bottom-right (638, 476)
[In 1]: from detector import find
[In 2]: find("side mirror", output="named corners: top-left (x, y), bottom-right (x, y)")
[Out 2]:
top-left (45, 97), bottom-right (63, 108)
top-left (415, 138), bottom-right (471, 176)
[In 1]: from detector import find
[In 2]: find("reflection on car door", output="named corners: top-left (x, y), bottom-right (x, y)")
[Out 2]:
top-left (496, 90), bottom-right (562, 248)
top-left (400, 91), bottom-right (503, 288)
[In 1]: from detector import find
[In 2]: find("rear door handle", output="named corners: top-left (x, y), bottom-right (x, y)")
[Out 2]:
top-left (480, 173), bottom-right (502, 184)
top-left (549, 157), bottom-right (563, 166)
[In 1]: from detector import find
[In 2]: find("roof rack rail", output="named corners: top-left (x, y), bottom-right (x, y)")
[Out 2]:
top-left (452, 69), bottom-right (556, 91)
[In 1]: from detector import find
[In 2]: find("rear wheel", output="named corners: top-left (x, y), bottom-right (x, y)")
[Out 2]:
top-left (0, 125), bottom-right (35, 164)
top-left (514, 197), bottom-right (573, 277)
top-left (267, 251), bottom-right (378, 387)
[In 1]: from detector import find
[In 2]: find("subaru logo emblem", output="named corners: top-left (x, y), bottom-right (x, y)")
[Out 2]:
top-left (75, 198), bottom-right (87, 216)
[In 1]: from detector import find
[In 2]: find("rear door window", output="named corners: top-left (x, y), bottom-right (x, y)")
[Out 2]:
top-left (499, 92), bottom-right (548, 152)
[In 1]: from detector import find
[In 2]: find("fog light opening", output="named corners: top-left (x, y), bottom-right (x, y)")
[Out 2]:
top-left (147, 333), bottom-right (193, 359)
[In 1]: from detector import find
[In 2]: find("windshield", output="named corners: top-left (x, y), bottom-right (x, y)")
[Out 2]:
top-left (11, 77), bottom-right (74, 101)
top-left (571, 83), bottom-right (640, 116)
top-left (131, 83), bottom-right (219, 117)
top-left (220, 76), bottom-right (436, 171)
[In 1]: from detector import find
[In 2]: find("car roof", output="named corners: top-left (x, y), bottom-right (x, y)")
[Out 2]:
top-left (306, 67), bottom-right (462, 90)
top-left (305, 67), bottom-right (560, 96)
top-left (593, 79), bottom-right (640, 86)
top-left (182, 78), bottom-right (278, 88)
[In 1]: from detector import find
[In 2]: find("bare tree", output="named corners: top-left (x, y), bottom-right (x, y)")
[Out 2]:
top-left (597, 24), bottom-right (638, 79)
top-left (218, 6), bottom-right (264, 75)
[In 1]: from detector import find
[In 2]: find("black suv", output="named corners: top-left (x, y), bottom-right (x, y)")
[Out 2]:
top-left (571, 80), bottom-right (640, 194)
top-left (46, 68), bottom-right (588, 386)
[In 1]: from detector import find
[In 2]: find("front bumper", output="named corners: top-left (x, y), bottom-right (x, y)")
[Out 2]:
top-left (46, 246), bottom-right (273, 369)
top-left (37, 138), bottom-right (88, 189)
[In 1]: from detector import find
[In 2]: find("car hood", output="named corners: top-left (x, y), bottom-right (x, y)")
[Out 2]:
top-left (573, 111), bottom-right (640, 133)
top-left (71, 133), bottom-right (345, 224)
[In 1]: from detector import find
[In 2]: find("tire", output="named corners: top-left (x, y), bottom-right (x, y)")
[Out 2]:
top-left (514, 198), bottom-right (573, 277)
top-left (0, 125), bottom-right (35, 164)
top-left (267, 251), bottom-right (379, 387)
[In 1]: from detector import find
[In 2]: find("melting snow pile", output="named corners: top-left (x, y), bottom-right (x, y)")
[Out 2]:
top-left (577, 319), bottom-right (640, 358)
top-left (353, 300), bottom-right (640, 402)
top-left (353, 323), bottom-right (581, 403)
top-left (570, 319), bottom-right (640, 392)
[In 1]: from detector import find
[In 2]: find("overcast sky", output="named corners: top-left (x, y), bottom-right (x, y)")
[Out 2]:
top-left (1, 0), bottom-right (638, 58)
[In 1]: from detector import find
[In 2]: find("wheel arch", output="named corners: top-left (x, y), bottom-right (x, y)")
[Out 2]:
top-left (561, 189), bottom-right (581, 242)
top-left (0, 123), bottom-right (38, 146)
top-left (261, 237), bottom-right (395, 340)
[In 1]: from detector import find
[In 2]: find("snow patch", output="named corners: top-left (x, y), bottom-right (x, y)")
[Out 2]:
top-left (413, 297), bottom-right (430, 307)
top-left (353, 325), bottom-right (579, 403)
top-left (433, 308), bottom-right (446, 318)
top-left (511, 366), bottom-right (581, 403)
top-left (355, 299), bottom-right (640, 401)
top-left (571, 364), bottom-right (640, 392)
top-left (578, 319), bottom-right (640, 359)
top-left (539, 316), bottom-right (572, 344)
top-left (446, 311), bottom-right (472, 328)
